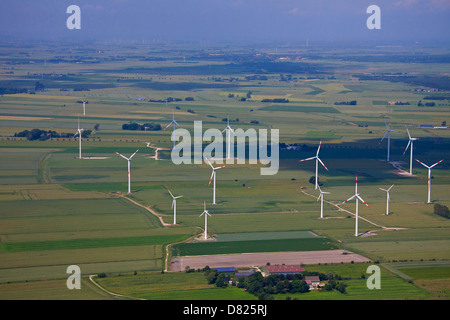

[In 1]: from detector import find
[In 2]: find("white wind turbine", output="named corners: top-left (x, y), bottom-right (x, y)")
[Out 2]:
top-left (381, 120), bottom-right (399, 162)
top-left (115, 149), bottom-right (139, 194)
top-left (199, 201), bottom-right (211, 240)
top-left (379, 184), bottom-right (394, 215)
top-left (299, 140), bottom-right (329, 190)
top-left (204, 156), bottom-right (225, 205)
top-left (222, 116), bottom-right (235, 160)
top-left (168, 190), bottom-right (183, 225)
top-left (82, 100), bottom-right (87, 116)
top-left (317, 186), bottom-right (330, 219)
top-left (339, 174), bottom-right (369, 236)
top-left (165, 106), bottom-right (180, 148)
top-left (403, 126), bottom-right (419, 175)
top-left (73, 118), bottom-right (84, 159)
top-left (415, 159), bottom-right (444, 203)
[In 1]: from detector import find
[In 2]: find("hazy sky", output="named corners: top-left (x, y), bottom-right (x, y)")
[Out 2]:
top-left (1, 0), bottom-right (449, 44)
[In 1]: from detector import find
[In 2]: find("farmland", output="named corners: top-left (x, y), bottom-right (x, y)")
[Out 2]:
top-left (0, 39), bottom-right (449, 300)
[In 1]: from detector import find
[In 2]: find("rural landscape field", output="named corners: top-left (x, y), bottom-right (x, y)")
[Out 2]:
top-left (0, 2), bottom-right (449, 304)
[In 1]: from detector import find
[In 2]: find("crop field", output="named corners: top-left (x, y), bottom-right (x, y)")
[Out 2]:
top-left (0, 39), bottom-right (449, 301)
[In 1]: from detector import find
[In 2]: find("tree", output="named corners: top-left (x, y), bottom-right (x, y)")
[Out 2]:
top-left (94, 123), bottom-right (100, 131)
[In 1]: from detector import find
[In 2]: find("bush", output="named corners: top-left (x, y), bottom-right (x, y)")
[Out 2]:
top-left (434, 204), bottom-right (450, 219)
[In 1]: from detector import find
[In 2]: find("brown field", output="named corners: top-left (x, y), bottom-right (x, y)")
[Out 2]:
top-left (0, 116), bottom-right (53, 121)
top-left (170, 250), bottom-right (371, 271)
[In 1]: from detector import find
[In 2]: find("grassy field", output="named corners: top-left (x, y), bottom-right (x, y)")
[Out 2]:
top-left (0, 40), bottom-right (449, 300)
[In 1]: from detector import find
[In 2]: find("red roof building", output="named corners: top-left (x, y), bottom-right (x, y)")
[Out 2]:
top-left (265, 265), bottom-right (305, 275)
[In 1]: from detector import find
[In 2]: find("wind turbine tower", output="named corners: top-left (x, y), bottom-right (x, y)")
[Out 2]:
top-left (165, 107), bottom-right (180, 148)
top-left (317, 186), bottom-right (330, 219)
top-left (379, 184), bottom-right (394, 215)
top-left (82, 100), bottom-right (87, 116)
top-left (222, 117), bottom-right (235, 160)
top-left (339, 174), bottom-right (369, 236)
top-left (299, 140), bottom-right (329, 189)
top-left (381, 120), bottom-right (399, 162)
top-left (115, 149), bottom-right (139, 194)
top-left (199, 201), bottom-right (211, 240)
top-left (205, 157), bottom-right (225, 205)
top-left (415, 159), bottom-right (444, 203)
top-left (168, 190), bottom-right (183, 224)
top-left (74, 118), bottom-right (84, 159)
top-left (403, 126), bottom-right (419, 175)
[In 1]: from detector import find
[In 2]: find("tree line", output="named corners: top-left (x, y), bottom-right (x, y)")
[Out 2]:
top-left (14, 128), bottom-right (91, 141)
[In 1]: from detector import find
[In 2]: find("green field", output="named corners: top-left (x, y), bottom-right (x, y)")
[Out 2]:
top-left (0, 39), bottom-right (449, 300)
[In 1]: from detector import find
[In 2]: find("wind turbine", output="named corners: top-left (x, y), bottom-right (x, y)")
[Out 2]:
top-left (168, 190), bottom-right (183, 225)
top-left (403, 126), bottom-right (419, 175)
top-left (165, 107), bottom-right (180, 148)
top-left (115, 149), bottom-right (139, 194)
top-left (339, 174), bottom-right (369, 236)
top-left (380, 120), bottom-right (399, 162)
top-left (73, 118), bottom-right (84, 159)
top-left (199, 201), bottom-right (211, 240)
top-left (82, 100), bottom-right (87, 116)
top-left (379, 184), bottom-right (394, 215)
top-left (204, 157), bottom-right (225, 205)
top-left (415, 159), bottom-right (444, 203)
top-left (222, 116), bottom-right (235, 160)
top-left (317, 186), bottom-right (330, 219)
top-left (299, 140), bottom-right (329, 190)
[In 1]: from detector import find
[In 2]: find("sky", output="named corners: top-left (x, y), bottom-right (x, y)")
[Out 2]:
top-left (0, 0), bottom-right (449, 45)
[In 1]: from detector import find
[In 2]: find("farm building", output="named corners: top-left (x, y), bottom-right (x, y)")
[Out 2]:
top-left (305, 276), bottom-right (321, 290)
top-left (265, 265), bottom-right (305, 275)
top-left (214, 267), bottom-right (236, 273)
top-left (235, 272), bottom-right (254, 278)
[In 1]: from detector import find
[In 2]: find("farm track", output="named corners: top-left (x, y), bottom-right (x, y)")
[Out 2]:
top-left (299, 188), bottom-right (407, 234)
top-left (88, 274), bottom-right (144, 300)
top-left (118, 194), bottom-right (171, 227)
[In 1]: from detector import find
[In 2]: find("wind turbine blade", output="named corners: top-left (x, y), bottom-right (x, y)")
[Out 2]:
top-left (165, 121), bottom-right (174, 130)
top-left (172, 200), bottom-right (175, 209)
top-left (317, 157), bottom-right (329, 171)
top-left (175, 195), bottom-right (183, 199)
top-left (129, 149), bottom-right (139, 160)
top-left (403, 140), bottom-right (411, 156)
top-left (115, 152), bottom-right (129, 160)
top-left (406, 126), bottom-right (411, 139)
top-left (316, 140), bottom-right (322, 156)
top-left (357, 195), bottom-right (369, 207)
top-left (214, 165), bottom-right (225, 170)
top-left (208, 171), bottom-right (214, 186)
top-left (379, 188), bottom-right (388, 192)
top-left (204, 156), bottom-right (213, 167)
top-left (168, 190), bottom-right (174, 198)
top-left (340, 195), bottom-right (356, 205)
top-left (299, 156), bottom-right (316, 162)
top-left (388, 184), bottom-right (394, 191)
top-left (415, 158), bottom-right (429, 168)
top-left (430, 159), bottom-right (444, 168)
top-left (380, 131), bottom-right (388, 142)
top-left (229, 127), bottom-right (234, 134)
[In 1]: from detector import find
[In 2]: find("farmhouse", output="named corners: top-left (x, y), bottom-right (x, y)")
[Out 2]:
top-left (305, 276), bottom-right (321, 290)
top-left (265, 265), bottom-right (305, 275)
